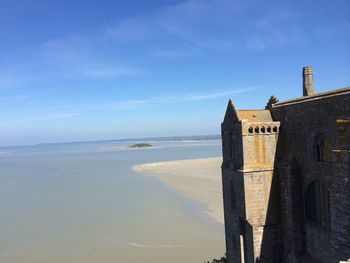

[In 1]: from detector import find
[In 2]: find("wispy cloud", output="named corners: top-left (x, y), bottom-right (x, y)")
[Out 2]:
top-left (100, 13), bottom-right (116, 41)
top-left (41, 36), bottom-right (140, 79)
top-left (82, 65), bottom-right (139, 78)
top-left (69, 87), bottom-right (256, 114)
top-left (152, 87), bottom-right (258, 103)
top-left (46, 112), bottom-right (81, 119)
top-left (1, 0), bottom-right (345, 90)
top-left (105, 0), bottom-right (302, 54)
top-left (0, 87), bottom-right (257, 123)
top-left (153, 48), bottom-right (198, 59)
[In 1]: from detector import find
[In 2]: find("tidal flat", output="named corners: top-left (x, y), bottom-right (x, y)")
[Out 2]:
top-left (0, 140), bottom-right (225, 263)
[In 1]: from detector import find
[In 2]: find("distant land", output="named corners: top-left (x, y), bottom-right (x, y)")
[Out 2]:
top-left (128, 143), bottom-right (153, 148)
top-left (36, 135), bottom-right (221, 146)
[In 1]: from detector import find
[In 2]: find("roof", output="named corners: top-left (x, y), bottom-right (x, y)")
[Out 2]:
top-left (273, 87), bottom-right (350, 107)
top-left (237, 110), bottom-right (273, 122)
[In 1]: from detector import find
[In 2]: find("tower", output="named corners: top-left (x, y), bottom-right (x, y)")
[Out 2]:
top-left (221, 100), bottom-right (281, 263)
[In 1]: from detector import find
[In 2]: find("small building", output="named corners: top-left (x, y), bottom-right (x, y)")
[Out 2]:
top-left (221, 66), bottom-right (350, 263)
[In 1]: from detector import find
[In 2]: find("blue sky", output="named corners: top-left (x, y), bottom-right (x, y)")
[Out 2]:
top-left (0, 0), bottom-right (349, 146)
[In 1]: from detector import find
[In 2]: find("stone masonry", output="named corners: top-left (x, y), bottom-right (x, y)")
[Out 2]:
top-left (221, 66), bottom-right (350, 263)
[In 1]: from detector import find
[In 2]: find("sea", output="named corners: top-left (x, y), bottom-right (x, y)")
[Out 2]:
top-left (0, 139), bottom-right (225, 263)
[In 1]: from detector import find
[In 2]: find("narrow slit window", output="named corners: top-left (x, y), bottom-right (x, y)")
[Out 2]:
top-left (231, 181), bottom-right (236, 209)
top-left (230, 137), bottom-right (235, 162)
top-left (314, 134), bottom-right (324, 161)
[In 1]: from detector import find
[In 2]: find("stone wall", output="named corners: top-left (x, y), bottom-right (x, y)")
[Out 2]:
top-left (271, 91), bottom-right (350, 263)
top-left (221, 86), bottom-right (350, 263)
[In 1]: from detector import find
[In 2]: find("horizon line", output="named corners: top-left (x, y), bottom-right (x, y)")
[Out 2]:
top-left (0, 134), bottom-right (222, 149)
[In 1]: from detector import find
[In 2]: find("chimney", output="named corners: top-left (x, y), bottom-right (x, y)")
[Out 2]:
top-left (303, 66), bottom-right (316, 96)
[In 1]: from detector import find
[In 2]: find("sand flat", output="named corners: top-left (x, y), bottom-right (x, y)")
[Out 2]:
top-left (132, 157), bottom-right (224, 224)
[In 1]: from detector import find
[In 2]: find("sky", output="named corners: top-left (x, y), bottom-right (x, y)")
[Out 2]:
top-left (0, 0), bottom-right (349, 146)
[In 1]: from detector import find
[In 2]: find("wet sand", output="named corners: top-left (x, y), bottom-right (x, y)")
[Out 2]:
top-left (133, 157), bottom-right (224, 224)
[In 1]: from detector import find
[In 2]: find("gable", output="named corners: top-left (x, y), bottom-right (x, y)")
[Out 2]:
top-left (223, 99), bottom-right (240, 124)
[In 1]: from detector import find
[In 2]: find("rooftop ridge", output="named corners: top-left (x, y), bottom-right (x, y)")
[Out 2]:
top-left (273, 86), bottom-right (350, 107)
top-left (238, 109), bottom-right (269, 111)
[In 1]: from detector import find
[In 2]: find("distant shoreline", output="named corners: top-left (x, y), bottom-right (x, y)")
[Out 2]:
top-left (0, 135), bottom-right (221, 149)
top-left (132, 157), bottom-right (224, 224)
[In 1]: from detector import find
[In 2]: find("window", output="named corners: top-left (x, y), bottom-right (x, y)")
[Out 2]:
top-left (229, 134), bottom-right (234, 162)
top-left (273, 126), bottom-right (278, 132)
top-left (305, 180), bottom-right (330, 230)
top-left (314, 134), bottom-right (324, 161)
top-left (248, 127), bottom-right (253, 134)
top-left (261, 126), bottom-right (266, 133)
top-left (267, 126), bottom-right (271, 133)
top-left (231, 181), bottom-right (236, 209)
top-left (255, 127), bottom-right (260, 133)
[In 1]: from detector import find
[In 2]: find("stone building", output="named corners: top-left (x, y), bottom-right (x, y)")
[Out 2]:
top-left (221, 66), bottom-right (350, 263)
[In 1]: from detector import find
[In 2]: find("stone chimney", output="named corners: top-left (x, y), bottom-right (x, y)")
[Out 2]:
top-left (303, 66), bottom-right (316, 96)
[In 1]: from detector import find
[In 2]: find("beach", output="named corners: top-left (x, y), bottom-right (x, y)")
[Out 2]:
top-left (133, 157), bottom-right (224, 224)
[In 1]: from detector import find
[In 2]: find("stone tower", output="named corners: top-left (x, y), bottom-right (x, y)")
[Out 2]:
top-left (221, 100), bottom-right (281, 262)
top-left (303, 66), bottom-right (316, 96)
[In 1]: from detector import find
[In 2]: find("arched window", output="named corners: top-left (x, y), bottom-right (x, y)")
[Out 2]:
top-left (255, 127), bottom-right (260, 133)
top-left (261, 126), bottom-right (266, 133)
top-left (273, 126), bottom-right (278, 132)
top-left (314, 134), bottom-right (324, 161)
top-left (248, 127), bottom-right (253, 134)
top-left (305, 180), bottom-right (330, 229)
top-left (267, 126), bottom-right (271, 133)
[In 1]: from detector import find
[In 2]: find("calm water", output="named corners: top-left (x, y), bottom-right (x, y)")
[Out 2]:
top-left (0, 140), bottom-right (225, 263)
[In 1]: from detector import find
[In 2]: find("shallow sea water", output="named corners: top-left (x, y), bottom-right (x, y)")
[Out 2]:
top-left (0, 140), bottom-right (225, 263)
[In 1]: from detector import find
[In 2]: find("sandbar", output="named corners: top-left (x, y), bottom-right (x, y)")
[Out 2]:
top-left (132, 157), bottom-right (224, 224)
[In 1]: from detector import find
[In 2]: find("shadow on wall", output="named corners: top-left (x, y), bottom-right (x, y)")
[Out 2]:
top-left (258, 130), bottom-right (307, 262)
top-left (251, 131), bottom-right (306, 263)
top-left (257, 167), bottom-right (281, 263)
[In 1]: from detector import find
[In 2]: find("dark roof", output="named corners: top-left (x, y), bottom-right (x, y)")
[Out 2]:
top-left (273, 87), bottom-right (350, 107)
